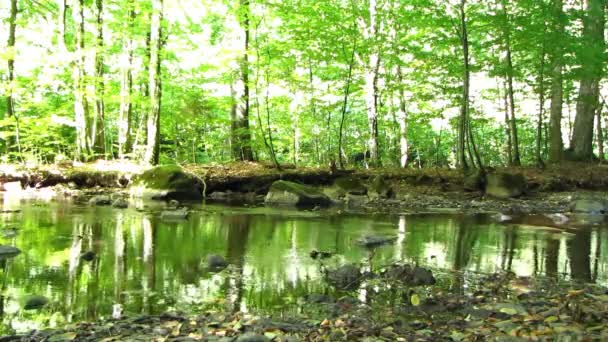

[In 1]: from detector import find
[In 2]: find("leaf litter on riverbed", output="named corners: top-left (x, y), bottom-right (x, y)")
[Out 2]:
top-left (9, 267), bottom-right (608, 341)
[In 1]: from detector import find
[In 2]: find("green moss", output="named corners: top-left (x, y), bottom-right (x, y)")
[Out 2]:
top-left (134, 165), bottom-right (193, 190)
top-left (269, 180), bottom-right (322, 196)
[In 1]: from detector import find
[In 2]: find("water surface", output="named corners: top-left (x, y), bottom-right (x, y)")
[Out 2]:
top-left (0, 197), bottom-right (606, 334)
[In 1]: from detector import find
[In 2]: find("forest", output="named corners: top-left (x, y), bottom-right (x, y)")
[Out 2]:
top-left (0, 0), bottom-right (605, 169)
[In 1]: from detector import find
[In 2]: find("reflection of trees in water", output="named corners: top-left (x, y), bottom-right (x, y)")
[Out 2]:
top-left (544, 236), bottom-right (560, 279)
top-left (142, 216), bottom-right (156, 314)
top-left (568, 229), bottom-right (592, 283)
top-left (500, 226), bottom-right (517, 272)
top-left (450, 216), bottom-right (480, 294)
top-left (223, 215), bottom-right (251, 313)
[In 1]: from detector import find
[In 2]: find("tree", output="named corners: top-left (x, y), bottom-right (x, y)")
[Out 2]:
top-left (5, 0), bottom-right (17, 121)
top-left (91, 0), bottom-right (106, 156)
top-left (570, 0), bottom-right (605, 160)
top-left (118, 5), bottom-right (136, 159)
top-left (144, 0), bottom-right (164, 165)
top-left (230, 0), bottom-right (254, 161)
top-left (73, 0), bottom-right (91, 160)
top-left (548, 0), bottom-right (565, 163)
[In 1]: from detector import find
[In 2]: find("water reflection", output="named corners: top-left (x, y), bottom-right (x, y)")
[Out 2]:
top-left (0, 201), bottom-right (607, 334)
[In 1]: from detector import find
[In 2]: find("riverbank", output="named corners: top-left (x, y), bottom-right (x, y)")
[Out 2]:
top-left (0, 161), bottom-right (607, 215)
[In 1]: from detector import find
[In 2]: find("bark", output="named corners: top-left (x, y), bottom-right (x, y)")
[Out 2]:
top-left (144, 0), bottom-right (164, 165)
top-left (571, 0), bottom-right (605, 160)
top-left (58, 0), bottom-right (67, 51)
top-left (91, 0), bottom-right (106, 157)
top-left (597, 106), bottom-right (604, 161)
top-left (500, 0), bottom-right (521, 166)
top-left (6, 0), bottom-right (17, 120)
top-left (548, 0), bottom-right (564, 163)
top-left (230, 0), bottom-right (254, 161)
top-left (536, 38), bottom-right (547, 168)
top-left (457, 0), bottom-right (469, 170)
top-left (500, 79), bottom-right (513, 165)
top-left (118, 8), bottom-right (136, 158)
top-left (338, 37), bottom-right (357, 169)
top-left (363, 0), bottom-right (381, 167)
top-left (396, 65), bottom-right (408, 168)
top-left (74, 0), bottom-right (91, 160)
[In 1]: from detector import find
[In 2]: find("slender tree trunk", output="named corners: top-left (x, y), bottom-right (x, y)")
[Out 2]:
top-left (457, 0), bottom-right (469, 170)
top-left (91, 0), bottom-right (106, 157)
top-left (597, 106), bottom-right (604, 161)
top-left (500, 0), bottom-right (521, 166)
top-left (396, 65), bottom-right (408, 168)
top-left (571, 0), bottom-right (605, 160)
top-left (58, 0), bottom-right (68, 51)
top-left (74, 0), bottom-right (91, 160)
top-left (548, 0), bottom-right (564, 163)
top-left (5, 0), bottom-right (17, 121)
top-left (118, 7), bottom-right (135, 159)
top-left (144, 0), bottom-right (163, 165)
top-left (230, 0), bottom-right (254, 161)
top-left (363, 0), bottom-right (381, 167)
top-left (500, 79), bottom-right (513, 165)
top-left (338, 37), bottom-right (357, 169)
top-left (536, 39), bottom-right (547, 168)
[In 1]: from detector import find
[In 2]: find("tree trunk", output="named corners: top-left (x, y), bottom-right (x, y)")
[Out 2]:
top-left (74, 0), bottom-right (91, 160)
top-left (338, 36), bottom-right (357, 169)
top-left (500, 79), bottom-right (513, 165)
top-left (571, 0), bottom-right (605, 160)
top-left (597, 106), bottom-right (604, 161)
top-left (91, 0), bottom-right (106, 157)
top-left (548, 0), bottom-right (564, 163)
top-left (118, 7), bottom-right (135, 159)
top-left (230, 0), bottom-right (254, 161)
top-left (144, 0), bottom-right (163, 165)
top-left (500, 0), bottom-right (521, 166)
top-left (5, 0), bottom-right (17, 121)
top-left (396, 65), bottom-right (408, 168)
top-left (457, 0), bottom-right (469, 170)
top-left (58, 0), bottom-right (67, 51)
top-left (363, 0), bottom-right (381, 167)
top-left (536, 38), bottom-right (547, 168)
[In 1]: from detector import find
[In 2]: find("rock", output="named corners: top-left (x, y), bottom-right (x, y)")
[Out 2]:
top-left (382, 264), bottom-right (436, 286)
top-left (368, 176), bottom-right (392, 199)
top-left (89, 195), bottom-right (112, 206)
top-left (130, 165), bottom-right (203, 200)
top-left (570, 197), bottom-right (607, 214)
top-left (326, 264), bottom-right (362, 290)
top-left (356, 235), bottom-right (397, 248)
top-left (160, 208), bottom-right (189, 220)
top-left (0, 245), bottom-right (21, 259)
top-left (264, 181), bottom-right (331, 208)
top-left (80, 251), bottom-right (95, 261)
top-left (305, 293), bottom-right (334, 303)
top-left (24, 295), bottom-right (49, 310)
top-left (111, 198), bottom-right (129, 209)
top-left (463, 169), bottom-right (485, 191)
top-left (0, 228), bottom-right (19, 238)
top-left (310, 249), bottom-right (333, 259)
top-left (485, 172), bottom-right (526, 199)
top-left (236, 334), bottom-right (270, 342)
top-left (206, 254), bottom-right (228, 270)
top-left (333, 177), bottom-right (367, 196)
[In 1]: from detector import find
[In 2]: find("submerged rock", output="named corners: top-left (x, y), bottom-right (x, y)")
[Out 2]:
top-left (326, 264), bottom-right (362, 290)
top-left (160, 208), bottom-right (189, 220)
top-left (89, 195), bottom-right (112, 206)
top-left (112, 198), bottom-right (129, 209)
top-left (382, 264), bottom-right (436, 286)
top-left (80, 251), bottom-right (96, 261)
top-left (206, 254), bottom-right (228, 271)
top-left (24, 295), bottom-right (49, 310)
top-left (0, 245), bottom-right (21, 259)
top-left (368, 176), bottom-right (393, 199)
top-left (130, 165), bottom-right (203, 200)
top-left (570, 197), bottom-right (607, 214)
top-left (485, 172), bottom-right (526, 199)
top-left (265, 181), bottom-right (331, 208)
top-left (356, 235), bottom-right (397, 248)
